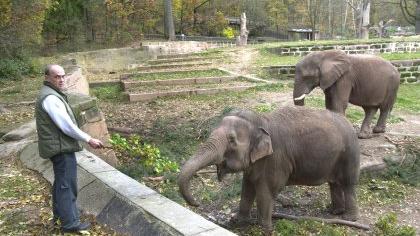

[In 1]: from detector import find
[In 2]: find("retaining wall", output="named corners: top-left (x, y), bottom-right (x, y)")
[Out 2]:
top-left (267, 41), bottom-right (420, 56)
top-left (264, 59), bottom-right (420, 83)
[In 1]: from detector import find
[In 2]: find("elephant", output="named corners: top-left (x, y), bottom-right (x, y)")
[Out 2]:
top-left (178, 106), bottom-right (360, 235)
top-left (293, 50), bottom-right (400, 139)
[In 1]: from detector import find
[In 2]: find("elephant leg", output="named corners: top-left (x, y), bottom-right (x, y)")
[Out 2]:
top-left (328, 182), bottom-right (345, 215)
top-left (359, 106), bottom-right (378, 139)
top-left (256, 185), bottom-right (274, 235)
top-left (373, 108), bottom-right (390, 133)
top-left (342, 185), bottom-right (359, 221)
top-left (232, 177), bottom-right (256, 225)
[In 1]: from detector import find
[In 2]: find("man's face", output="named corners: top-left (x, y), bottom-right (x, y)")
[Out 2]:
top-left (46, 65), bottom-right (66, 90)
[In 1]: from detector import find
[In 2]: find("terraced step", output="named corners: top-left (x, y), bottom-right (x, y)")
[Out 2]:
top-left (126, 77), bottom-right (261, 102)
top-left (89, 79), bottom-right (121, 88)
top-left (156, 53), bottom-right (196, 59)
top-left (127, 85), bottom-right (256, 102)
top-left (121, 68), bottom-right (229, 80)
top-left (122, 76), bottom-right (237, 90)
top-left (132, 62), bottom-right (213, 71)
top-left (148, 56), bottom-right (222, 65)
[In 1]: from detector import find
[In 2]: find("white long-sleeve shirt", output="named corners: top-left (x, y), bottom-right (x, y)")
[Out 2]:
top-left (42, 95), bottom-right (91, 143)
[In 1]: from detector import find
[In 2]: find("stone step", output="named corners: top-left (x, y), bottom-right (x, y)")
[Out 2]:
top-left (89, 79), bottom-right (121, 88)
top-left (148, 56), bottom-right (222, 65)
top-left (122, 76), bottom-right (237, 90)
top-left (156, 53), bottom-right (196, 59)
top-left (120, 68), bottom-right (225, 80)
top-left (125, 78), bottom-right (257, 93)
top-left (131, 62), bottom-right (213, 71)
top-left (127, 85), bottom-right (257, 102)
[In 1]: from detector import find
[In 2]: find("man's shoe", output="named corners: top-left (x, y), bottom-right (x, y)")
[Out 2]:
top-left (62, 222), bottom-right (91, 232)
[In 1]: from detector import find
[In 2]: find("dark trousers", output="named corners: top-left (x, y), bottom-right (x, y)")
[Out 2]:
top-left (50, 152), bottom-right (80, 229)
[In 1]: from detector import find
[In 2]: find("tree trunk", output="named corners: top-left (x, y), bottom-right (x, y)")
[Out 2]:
top-left (360, 0), bottom-right (370, 39)
top-left (164, 0), bottom-right (175, 41)
top-left (416, 0), bottom-right (420, 34)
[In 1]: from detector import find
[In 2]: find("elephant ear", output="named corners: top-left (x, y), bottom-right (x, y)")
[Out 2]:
top-left (250, 128), bottom-right (273, 163)
top-left (320, 52), bottom-right (350, 91)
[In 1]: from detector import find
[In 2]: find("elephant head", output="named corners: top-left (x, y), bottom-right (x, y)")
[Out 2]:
top-left (178, 110), bottom-right (273, 206)
top-left (293, 50), bottom-right (350, 106)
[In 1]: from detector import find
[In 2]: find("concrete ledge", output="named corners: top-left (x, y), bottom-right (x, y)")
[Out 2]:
top-left (19, 142), bottom-right (236, 236)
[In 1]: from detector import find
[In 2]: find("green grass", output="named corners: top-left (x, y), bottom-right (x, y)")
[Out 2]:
top-left (253, 36), bottom-right (420, 49)
top-left (90, 84), bottom-right (125, 102)
top-left (0, 76), bottom-right (43, 103)
top-left (395, 83), bottom-right (420, 113)
top-left (380, 52), bottom-right (420, 61)
top-left (130, 69), bottom-right (229, 81)
top-left (255, 47), bottom-right (301, 67)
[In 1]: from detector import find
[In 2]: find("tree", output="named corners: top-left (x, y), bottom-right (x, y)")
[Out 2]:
top-left (164, 0), bottom-right (175, 40)
top-left (0, 0), bottom-right (50, 57)
top-left (345, 0), bottom-right (371, 39)
top-left (400, 0), bottom-right (420, 34)
top-left (306, 0), bottom-right (321, 31)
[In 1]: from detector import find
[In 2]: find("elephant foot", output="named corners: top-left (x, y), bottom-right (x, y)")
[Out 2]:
top-left (229, 213), bottom-right (251, 227)
top-left (342, 209), bottom-right (359, 222)
top-left (373, 126), bottom-right (386, 133)
top-left (263, 229), bottom-right (274, 236)
top-left (358, 131), bottom-right (373, 139)
top-left (329, 207), bottom-right (345, 215)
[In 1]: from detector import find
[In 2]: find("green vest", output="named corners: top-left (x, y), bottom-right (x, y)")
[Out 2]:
top-left (35, 82), bottom-right (83, 159)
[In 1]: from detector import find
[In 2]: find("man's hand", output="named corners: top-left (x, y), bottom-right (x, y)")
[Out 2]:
top-left (88, 138), bottom-right (104, 149)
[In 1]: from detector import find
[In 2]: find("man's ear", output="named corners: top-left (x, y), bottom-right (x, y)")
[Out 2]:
top-left (250, 128), bottom-right (273, 163)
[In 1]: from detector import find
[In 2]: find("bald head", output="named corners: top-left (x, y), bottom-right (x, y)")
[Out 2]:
top-left (45, 64), bottom-right (66, 90)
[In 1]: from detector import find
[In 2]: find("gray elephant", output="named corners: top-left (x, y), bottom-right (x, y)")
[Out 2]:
top-left (178, 106), bottom-right (360, 235)
top-left (293, 50), bottom-right (400, 139)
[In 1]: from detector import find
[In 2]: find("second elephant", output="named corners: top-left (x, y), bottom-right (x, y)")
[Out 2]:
top-left (293, 50), bottom-right (400, 138)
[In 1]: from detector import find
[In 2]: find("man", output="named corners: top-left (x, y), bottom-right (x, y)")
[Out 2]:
top-left (35, 64), bottom-right (103, 232)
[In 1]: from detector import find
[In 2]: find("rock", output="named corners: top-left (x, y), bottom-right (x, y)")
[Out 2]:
top-left (64, 66), bottom-right (90, 96)
top-left (67, 94), bottom-right (118, 167)
top-left (0, 120), bottom-right (36, 142)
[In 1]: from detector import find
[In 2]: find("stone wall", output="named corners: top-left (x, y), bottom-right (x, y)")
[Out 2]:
top-left (268, 41), bottom-right (420, 56)
top-left (264, 59), bottom-right (420, 83)
top-left (392, 59), bottom-right (420, 83)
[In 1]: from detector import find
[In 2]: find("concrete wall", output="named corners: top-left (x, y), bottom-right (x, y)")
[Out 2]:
top-left (264, 59), bottom-right (420, 83)
top-left (267, 41), bottom-right (420, 56)
top-left (40, 41), bottom-right (213, 74)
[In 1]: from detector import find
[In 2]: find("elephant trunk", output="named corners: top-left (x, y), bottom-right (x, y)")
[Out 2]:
top-left (178, 131), bottom-right (226, 206)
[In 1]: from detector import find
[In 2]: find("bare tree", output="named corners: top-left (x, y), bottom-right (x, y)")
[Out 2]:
top-left (346, 0), bottom-right (371, 39)
top-left (400, 0), bottom-right (420, 34)
top-left (164, 0), bottom-right (175, 41)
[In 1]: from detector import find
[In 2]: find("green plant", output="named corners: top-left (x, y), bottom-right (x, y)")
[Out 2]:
top-left (0, 56), bottom-right (40, 80)
top-left (383, 141), bottom-right (420, 187)
top-left (223, 27), bottom-right (235, 39)
top-left (374, 213), bottom-right (416, 236)
top-left (109, 134), bottom-right (179, 175)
